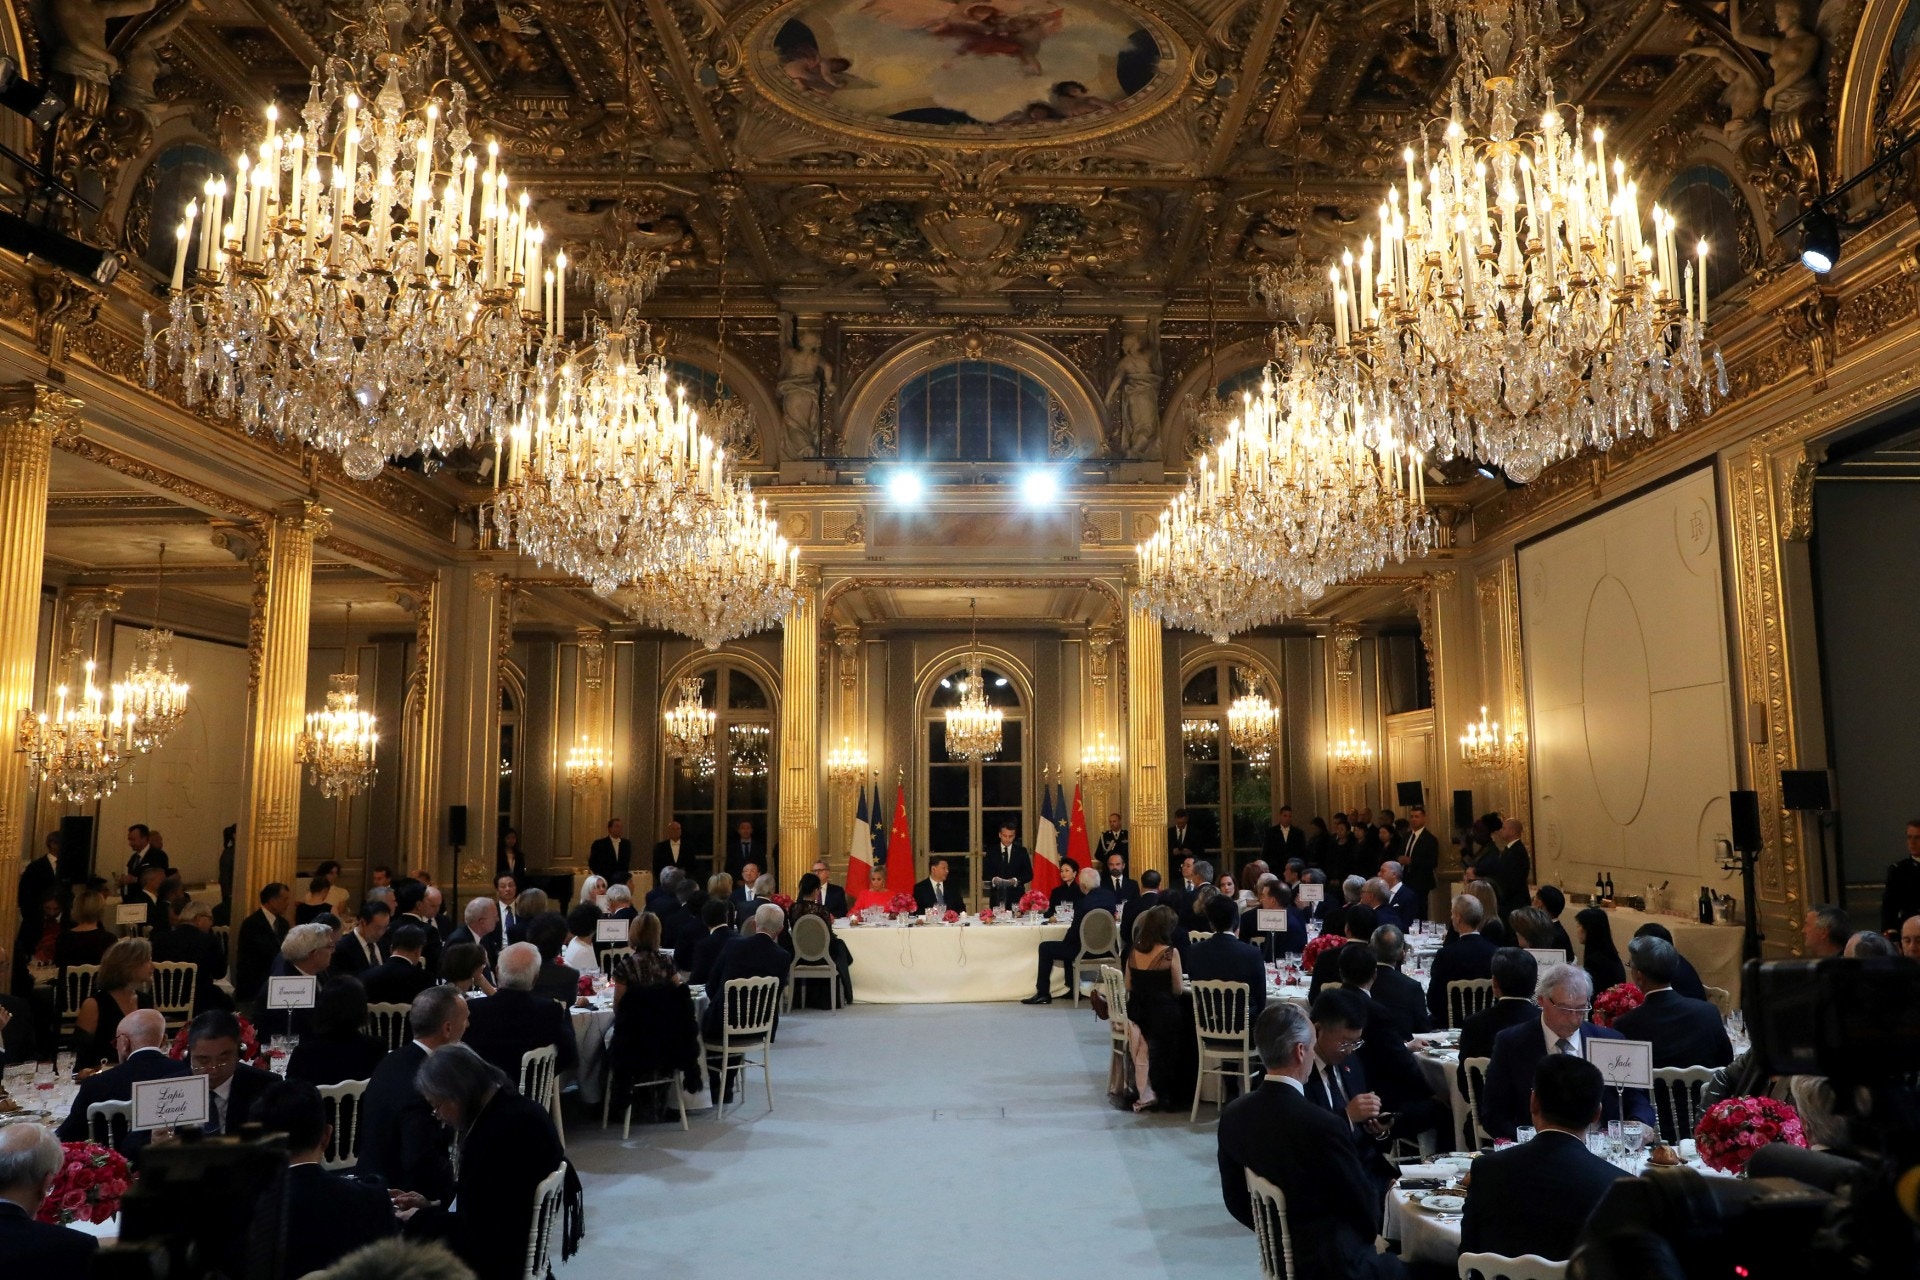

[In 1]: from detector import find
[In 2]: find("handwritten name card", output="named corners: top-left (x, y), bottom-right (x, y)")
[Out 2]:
top-left (595, 918), bottom-right (629, 943)
top-left (1295, 884), bottom-right (1325, 905)
top-left (266, 975), bottom-right (317, 1010)
top-left (1584, 1037), bottom-right (1653, 1090)
top-left (132, 1073), bottom-right (209, 1131)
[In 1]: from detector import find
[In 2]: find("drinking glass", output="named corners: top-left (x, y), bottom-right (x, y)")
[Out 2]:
top-left (1624, 1120), bottom-right (1648, 1157)
top-left (1606, 1120), bottom-right (1625, 1163)
top-left (55, 1051), bottom-right (74, 1080)
top-left (1515, 1126), bottom-right (1537, 1143)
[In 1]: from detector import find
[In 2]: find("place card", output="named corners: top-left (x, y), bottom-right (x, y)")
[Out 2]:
top-left (132, 1073), bottom-right (209, 1131)
top-left (595, 918), bottom-right (629, 942)
top-left (1585, 1037), bottom-right (1654, 1090)
top-left (116, 903), bottom-right (148, 927)
top-left (1527, 948), bottom-right (1567, 971)
top-left (1256, 909), bottom-right (1289, 932)
top-left (266, 975), bottom-right (317, 1010)
top-left (1295, 884), bottom-right (1324, 905)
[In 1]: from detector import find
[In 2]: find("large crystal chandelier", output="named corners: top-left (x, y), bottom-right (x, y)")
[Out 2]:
top-left (113, 544), bottom-right (189, 753)
top-left (298, 605), bottom-right (378, 800)
top-left (149, 2), bottom-right (556, 481)
top-left (1328, 80), bottom-right (1726, 483)
top-left (1460, 705), bottom-right (1527, 775)
top-left (663, 675), bottom-right (716, 770)
top-left (571, 233), bottom-right (669, 319)
top-left (619, 481), bottom-right (801, 649)
top-left (17, 662), bottom-right (141, 802)
top-left (1226, 667), bottom-right (1281, 769)
top-left (944, 599), bottom-right (1004, 762)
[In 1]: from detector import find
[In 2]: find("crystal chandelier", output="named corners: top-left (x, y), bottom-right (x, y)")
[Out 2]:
top-left (298, 604), bottom-right (378, 800)
top-left (113, 544), bottom-right (189, 753)
top-left (1329, 728), bottom-right (1374, 776)
top-left (1422, 0), bottom-right (1569, 120)
top-left (1226, 667), bottom-right (1280, 769)
top-left (729, 723), bottom-right (771, 778)
top-left (826, 737), bottom-right (869, 791)
top-left (1181, 717), bottom-right (1219, 760)
top-left (571, 236), bottom-right (669, 318)
top-left (1328, 80), bottom-right (1726, 483)
top-left (17, 661), bottom-right (141, 802)
top-left (944, 599), bottom-right (1004, 762)
top-left (1080, 730), bottom-right (1123, 787)
top-left (663, 675), bottom-right (716, 770)
top-left (149, 2), bottom-right (556, 481)
top-left (620, 485), bottom-right (800, 648)
top-left (564, 734), bottom-right (608, 790)
top-left (1250, 253), bottom-right (1326, 330)
top-left (1460, 705), bottom-right (1527, 774)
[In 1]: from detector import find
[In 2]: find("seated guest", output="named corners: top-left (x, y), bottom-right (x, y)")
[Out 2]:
top-left (1217, 1003), bottom-right (1402, 1280)
top-left (461, 942), bottom-right (579, 1081)
top-left (1508, 905), bottom-right (1559, 953)
top-left (562, 904), bottom-right (602, 974)
top-left (254, 923), bottom-right (337, 1039)
top-left (333, 901), bottom-right (391, 977)
top-left (1047, 858), bottom-right (1082, 915)
top-left (288, 977), bottom-right (388, 1086)
top-left (1426, 893), bottom-right (1498, 1029)
top-left (1847, 930), bottom-right (1896, 957)
top-left (55, 889), bottom-right (115, 969)
top-left (446, 898), bottom-right (501, 965)
top-left (1459, 1055), bottom-right (1626, 1261)
top-left (1307, 905), bottom-right (1377, 1003)
top-left (315, 860), bottom-right (353, 914)
top-left (491, 875), bottom-right (522, 947)
top-left (1335, 945), bottom-right (1442, 1145)
top-left (11, 893), bottom-right (61, 1000)
top-left (1630, 922), bottom-right (1707, 1000)
top-left (0, 1124), bottom-right (98, 1269)
top-left (1186, 894), bottom-right (1268, 1022)
top-left (1303, 988), bottom-right (1397, 1196)
top-left (153, 899), bottom-right (232, 1011)
top-left (393, 881), bottom-right (444, 974)
top-left (610, 915), bottom-right (680, 989)
top-left (295, 875), bottom-right (335, 925)
top-left (1368, 925), bottom-right (1431, 1034)
top-left (785, 876), bottom-right (854, 1007)
top-left (1024, 867), bottom-right (1118, 1004)
top-left (525, 913), bottom-right (580, 1004)
top-left (253, 1079), bottom-right (397, 1275)
top-left (185, 1009), bottom-right (277, 1133)
top-left (1802, 903), bottom-right (1850, 958)
top-left (607, 943), bottom-right (702, 1112)
top-left (807, 859), bottom-right (850, 917)
top-left (1243, 876), bottom-right (1304, 956)
top-left (1120, 869), bottom-right (1170, 948)
top-left (393, 1044), bottom-right (566, 1280)
top-left (438, 946), bottom-right (491, 1000)
top-left (912, 856), bottom-right (966, 913)
top-left (1575, 906), bottom-right (1627, 992)
top-left (1466, 879), bottom-right (1508, 946)
top-left (72, 937), bottom-right (156, 1070)
top-left (1378, 860), bottom-right (1419, 923)
top-left (56, 1009), bottom-right (187, 1152)
top-left (1325, 874), bottom-right (1365, 939)
top-left (644, 869), bottom-right (679, 918)
top-left (702, 904), bottom-right (793, 1099)
top-left (1123, 905), bottom-right (1191, 1113)
top-left (604, 883), bottom-right (640, 926)
top-left (1534, 884), bottom-right (1575, 956)
top-left (1461, 947), bottom-right (1541, 1064)
top-left (1613, 935), bottom-right (1733, 1068)
top-left (357, 986), bottom-right (468, 1202)
top-left (362, 924), bottom-right (437, 1006)
top-left (1481, 963), bottom-right (1656, 1140)
top-left (235, 883), bottom-right (292, 1003)
top-left (687, 899), bottom-right (736, 986)
top-left (1361, 876), bottom-right (1404, 931)
top-left (577, 875), bottom-right (608, 909)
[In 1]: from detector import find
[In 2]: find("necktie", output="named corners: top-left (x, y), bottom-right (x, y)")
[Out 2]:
top-left (1556, 1037), bottom-right (1575, 1055)
top-left (209, 1093), bottom-right (225, 1135)
top-left (1322, 1065), bottom-right (1346, 1116)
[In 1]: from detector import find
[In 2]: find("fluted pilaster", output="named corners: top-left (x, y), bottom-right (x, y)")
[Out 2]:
top-left (1125, 599), bottom-right (1167, 880)
top-left (777, 573), bottom-right (820, 889)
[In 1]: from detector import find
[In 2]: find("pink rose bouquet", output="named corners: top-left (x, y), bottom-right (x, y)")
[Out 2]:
top-left (1302, 932), bottom-right (1346, 970)
top-left (887, 892), bottom-right (916, 916)
top-left (1694, 1096), bottom-right (1807, 1173)
top-left (1592, 982), bottom-right (1645, 1027)
top-left (1019, 889), bottom-right (1050, 914)
top-left (36, 1142), bottom-right (129, 1225)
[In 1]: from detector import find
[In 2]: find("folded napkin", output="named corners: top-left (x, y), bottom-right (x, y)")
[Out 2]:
top-left (1395, 1164), bottom-right (1453, 1180)
top-left (1410, 1031), bottom-right (1455, 1044)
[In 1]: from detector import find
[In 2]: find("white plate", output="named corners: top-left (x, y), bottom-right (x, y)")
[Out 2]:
top-left (1419, 1194), bottom-right (1466, 1213)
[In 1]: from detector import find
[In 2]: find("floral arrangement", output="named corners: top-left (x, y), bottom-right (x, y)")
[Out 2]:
top-left (1302, 932), bottom-right (1346, 970)
top-left (170, 1013), bottom-right (263, 1068)
top-left (887, 892), bottom-right (916, 916)
top-left (577, 972), bottom-right (598, 998)
top-left (1592, 982), bottom-right (1645, 1027)
top-left (767, 893), bottom-right (795, 911)
top-left (1019, 889), bottom-right (1050, 915)
top-left (36, 1142), bottom-right (130, 1226)
top-left (1694, 1096), bottom-right (1807, 1173)
top-left (978, 908), bottom-right (995, 923)
top-left (942, 909), bottom-right (959, 924)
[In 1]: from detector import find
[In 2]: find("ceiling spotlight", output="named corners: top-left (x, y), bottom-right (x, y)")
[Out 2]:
top-left (1019, 468), bottom-right (1060, 506)
top-left (0, 210), bottom-right (118, 285)
top-left (884, 468), bottom-right (924, 505)
top-left (1800, 206), bottom-right (1840, 274)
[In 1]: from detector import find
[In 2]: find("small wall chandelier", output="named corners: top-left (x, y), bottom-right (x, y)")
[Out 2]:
top-left (1460, 705), bottom-right (1527, 775)
top-left (564, 734), bottom-right (608, 791)
top-left (17, 661), bottom-right (141, 802)
top-left (1329, 728), bottom-right (1375, 777)
top-left (663, 674), bottom-right (716, 772)
top-left (826, 737), bottom-right (869, 791)
top-left (113, 544), bottom-right (189, 754)
top-left (298, 603), bottom-right (378, 800)
top-left (1080, 730), bottom-right (1123, 788)
top-left (1226, 666), bottom-right (1280, 769)
top-left (944, 599), bottom-right (1004, 762)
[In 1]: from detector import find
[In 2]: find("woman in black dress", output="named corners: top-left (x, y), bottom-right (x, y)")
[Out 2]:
top-left (496, 828), bottom-right (529, 885)
top-left (1123, 903), bottom-right (1193, 1113)
top-left (293, 875), bottom-right (334, 925)
top-left (73, 937), bottom-right (156, 1069)
top-left (1576, 906), bottom-right (1627, 993)
top-left (287, 976), bottom-right (387, 1085)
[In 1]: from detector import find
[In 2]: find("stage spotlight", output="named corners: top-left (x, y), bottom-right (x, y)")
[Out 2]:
top-left (0, 210), bottom-right (119, 284)
top-left (1800, 206), bottom-right (1840, 274)
top-left (1019, 468), bottom-right (1060, 506)
top-left (884, 468), bottom-right (924, 505)
top-left (0, 56), bottom-right (64, 129)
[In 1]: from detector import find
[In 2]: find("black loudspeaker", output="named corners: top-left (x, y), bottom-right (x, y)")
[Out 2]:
top-left (1452, 790), bottom-right (1475, 831)
top-left (448, 805), bottom-right (469, 848)
top-left (58, 814), bottom-right (95, 884)
top-left (1730, 790), bottom-right (1763, 852)
top-left (1396, 781), bottom-right (1425, 807)
top-left (1780, 770), bottom-right (1833, 812)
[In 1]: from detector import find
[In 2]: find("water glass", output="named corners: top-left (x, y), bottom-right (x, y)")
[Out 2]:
top-left (1515, 1126), bottom-right (1536, 1143)
top-left (1606, 1119), bottom-right (1626, 1163)
top-left (1623, 1120), bottom-right (1648, 1156)
top-left (55, 1051), bottom-right (74, 1080)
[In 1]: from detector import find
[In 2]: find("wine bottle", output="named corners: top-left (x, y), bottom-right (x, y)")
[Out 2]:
top-left (1604, 872), bottom-right (1614, 900)
top-left (1698, 886), bottom-right (1712, 925)
top-left (1595, 873), bottom-right (1605, 901)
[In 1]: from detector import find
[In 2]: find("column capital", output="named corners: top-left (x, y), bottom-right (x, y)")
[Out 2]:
top-left (273, 499), bottom-right (332, 539)
top-left (0, 382), bottom-right (82, 446)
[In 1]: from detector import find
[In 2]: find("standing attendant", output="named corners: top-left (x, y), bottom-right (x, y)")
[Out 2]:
top-left (653, 819), bottom-right (695, 879)
top-left (121, 824), bottom-right (169, 891)
top-left (589, 819), bottom-right (634, 886)
top-left (16, 833), bottom-right (66, 922)
top-left (1096, 813), bottom-right (1128, 865)
top-left (495, 828), bottom-right (529, 885)
top-left (726, 820), bottom-right (767, 880)
top-left (983, 823), bottom-right (1032, 910)
top-left (234, 882), bottom-right (292, 1004)
top-left (1167, 809), bottom-right (1199, 859)
top-left (1398, 805), bottom-right (1440, 921)
top-left (1262, 806), bottom-right (1308, 866)
top-left (1881, 819), bottom-right (1920, 934)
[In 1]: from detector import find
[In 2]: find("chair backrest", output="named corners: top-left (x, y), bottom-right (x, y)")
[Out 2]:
top-left (599, 945), bottom-right (635, 970)
top-left (1448, 978), bottom-right (1496, 1029)
top-left (62, 965), bottom-right (100, 1018)
top-left (212, 925), bottom-right (231, 953)
top-left (1078, 908), bottom-right (1118, 959)
top-left (1192, 980), bottom-right (1252, 1041)
top-left (151, 961), bottom-right (198, 1021)
top-left (366, 1002), bottom-right (412, 1052)
top-left (519, 1044), bottom-right (560, 1112)
top-left (1651, 1065), bottom-right (1717, 1145)
top-left (1188, 931), bottom-right (1215, 944)
top-left (87, 1099), bottom-right (133, 1151)
top-left (317, 1078), bottom-right (371, 1170)
top-left (1461, 1056), bottom-right (1494, 1150)
top-left (1320, 981), bottom-right (1343, 992)
top-left (521, 1164), bottom-right (568, 1280)
top-left (791, 913), bottom-right (832, 963)
top-left (1458, 1251), bottom-right (1568, 1280)
top-left (1244, 1169), bottom-right (1297, 1280)
top-left (1702, 985), bottom-right (1733, 1017)
top-left (1099, 965), bottom-right (1128, 1032)
top-left (721, 975), bottom-right (781, 1038)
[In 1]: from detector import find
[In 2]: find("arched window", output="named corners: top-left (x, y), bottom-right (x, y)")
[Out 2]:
top-left (665, 664), bottom-right (777, 882)
top-left (890, 361), bottom-right (1055, 461)
top-left (924, 664), bottom-right (1025, 905)
top-left (1178, 658), bottom-right (1282, 865)
top-left (497, 682), bottom-right (521, 843)
top-left (1661, 166), bottom-right (1754, 298)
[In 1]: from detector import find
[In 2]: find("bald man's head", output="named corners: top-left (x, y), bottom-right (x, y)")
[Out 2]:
top-left (118, 1008), bottom-right (168, 1053)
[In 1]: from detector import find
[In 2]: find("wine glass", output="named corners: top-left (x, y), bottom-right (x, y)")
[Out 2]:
top-left (1623, 1120), bottom-right (1648, 1162)
top-left (55, 1050), bottom-right (74, 1080)
top-left (1515, 1125), bottom-right (1537, 1144)
top-left (1606, 1120), bottom-right (1626, 1164)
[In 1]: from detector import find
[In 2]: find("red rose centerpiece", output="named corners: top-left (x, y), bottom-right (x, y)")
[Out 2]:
top-left (942, 909), bottom-right (959, 924)
top-left (1592, 982), bottom-right (1645, 1027)
top-left (1694, 1096), bottom-right (1807, 1173)
top-left (1019, 889), bottom-right (1050, 915)
top-left (979, 908), bottom-right (995, 923)
top-left (1302, 932), bottom-right (1346, 970)
top-left (36, 1142), bottom-right (130, 1226)
top-left (577, 972), bottom-right (598, 998)
top-left (887, 892), bottom-right (916, 916)
top-left (768, 893), bottom-right (795, 911)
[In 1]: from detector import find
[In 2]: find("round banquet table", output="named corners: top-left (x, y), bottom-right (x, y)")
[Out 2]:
top-left (834, 919), bottom-right (1071, 1003)
top-left (1581, 905), bottom-right (1747, 1003)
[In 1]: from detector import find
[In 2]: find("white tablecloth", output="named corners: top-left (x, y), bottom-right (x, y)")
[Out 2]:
top-left (835, 920), bottom-right (1070, 1003)
top-left (566, 987), bottom-right (709, 1107)
top-left (1583, 905), bottom-right (1746, 1003)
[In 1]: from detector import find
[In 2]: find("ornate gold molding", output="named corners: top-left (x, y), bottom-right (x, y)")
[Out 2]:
top-left (58, 436), bottom-right (268, 522)
top-left (1778, 445), bottom-right (1822, 542)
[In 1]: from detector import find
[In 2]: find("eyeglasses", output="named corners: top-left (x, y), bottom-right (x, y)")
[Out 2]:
top-left (1548, 1002), bottom-right (1592, 1016)
top-left (1336, 1036), bottom-right (1365, 1052)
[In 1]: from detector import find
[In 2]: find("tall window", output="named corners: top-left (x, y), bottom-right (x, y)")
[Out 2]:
top-left (895, 361), bottom-right (1054, 461)
top-left (497, 685), bottom-right (520, 845)
top-left (667, 665), bottom-right (775, 879)
top-left (925, 665), bottom-right (1023, 904)
top-left (1179, 659), bottom-right (1280, 866)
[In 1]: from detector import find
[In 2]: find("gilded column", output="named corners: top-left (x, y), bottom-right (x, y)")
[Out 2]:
top-left (0, 385), bottom-right (80, 988)
top-left (237, 500), bottom-right (329, 916)
top-left (830, 623), bottom-right (864, 877)
top-left (777, 570), bottom-right (820, 890)
top-left (1125, 598), bottom-right (1167, 880)
top-left (435, 569), bottom-right (513, 896)
top-left (389, 579), bottom-right (442, 872)
top-left (1329, 623), bottom-right (1365, 814)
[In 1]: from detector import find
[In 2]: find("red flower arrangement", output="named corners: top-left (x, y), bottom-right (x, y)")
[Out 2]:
top-left (942, 909), bottom-right (959, 924)
top-left (170, 1013), bottom-right (264, 1068)
top-left (1019, 889), bottom-right (1050, 915)
top-left (1592, 982), bottom-right (1645, 1027)
top-left (36, 1142), bottom-right (130, 1226)
top-left (979, 908), bottom-right (995, 923)
top-left (887, 892), bottom-right (916, 916)
top-left (1301, 932), bottom-right (1346, 970)
top-left (1694, 1096), bottom-right (1807, 1173)
top-left (767, 893), bottom-right (795, 911)
top-left (577, 972), bottom-right (598, 998)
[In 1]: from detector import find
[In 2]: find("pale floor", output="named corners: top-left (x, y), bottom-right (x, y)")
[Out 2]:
top-left (562, 1001), bottom-right (1254, 1280)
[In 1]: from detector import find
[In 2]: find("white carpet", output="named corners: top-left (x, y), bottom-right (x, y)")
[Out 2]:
top-left (562, 1001), bottom-right (1253, 1280)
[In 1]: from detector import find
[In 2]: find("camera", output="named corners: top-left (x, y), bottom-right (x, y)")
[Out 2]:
top-left (89, 1128), bottom-right (289, 1280)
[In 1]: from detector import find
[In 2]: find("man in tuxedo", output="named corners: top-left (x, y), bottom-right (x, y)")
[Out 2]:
top-left (687, 900), bottom-right (737, 985)
top-left (808, 860), bottom-right (850, 917)
top-left (186, 1010), bottom-right (277, 1133)
top-left (730, 863), bottom-right (774, 913)
top-left (1490, 818), bottom-right (1533, 917)
top-left (1101, 850), bottom-right (1138, 902)
top-left (1461, 1054), bottom-right (1627, 1261)
top-left (0, 1124), bottom-right (98, 1269)
top-left (1186, 894), bottom-right (1267, 1020)
top-left (1262, 805), bottom-right (1308, 867)
top-left (1613, 936), bottom-right (1733, 1068)
top-left (725, 819), bottom-right (766, 881)
top-left (1481, 963), bottom-right (1656, 1140)
top-left (121, 823), bottom-right (170, 891)
top-left (1336, 945), bottom-right (1444, 1144)
top-left (360, 924), bottom-right (436, 1006)
top-left (254, 1080), bottom-right (397, 1276)
top-left (1218, 1003), bottom-right (1402, 1280)
top-left (234, 881), bottom-right (292, 1003)
top-left (604, 884), bottom-right (639, 925)
top-left (55, 1010), bottom-right (189, 1152)
top-left (589, 818), bottom-right (634, 886)
top-left (1426, 893), bottom-right (1498, 1029)
top-left (653, 819), bottom-right (695, 879)
top-left (358, 986), bottom-right (467, 1202)
top-left (1629, 922), bottom-right (1707, 1000)
top-left (983, 823), bottom-right (1032, 910)
top-left (1307, 905), bottom-right (1377, 1003)
top-left (445, 897), bottom-right (502, 964)
top-left (644, 868), bottom-right (681, 916)
top-left (462, 943), bottom-right (579, 1079)
top-left (15, 832), bottom-right (66, 922)
top-left (913, 857), bottom-right (966, 914)
top-left (1095, 813), bottom-right (1128, 866)
top-left (1302, 989), bottom-right (1398, 1196)
top-left (1881, 819), bottom-right (1920, 933)
top-left (394, 881), bottom-right (444, 974)
top-left (1398, 805), bottom-right (1440, 921)
top-left (1119, 869), bottom-right (1170, 949)
top-left (1378, 860), bottom-right (1419, 923)
top-left (701, 904), bottom-right (793, 1047)
top-left (1166, 808), bottom-right (1199, 860)
top-left (1025, 868), bottom-right (1118, 1004)
top-left (152, 900), bottom-right (232, 1012)
top-left (1360, 877), bottom-right (1405, 932)
top-left (332, 900), bottom-right (390, 977)
top-left (1368, 924), bottom-right (1431, 1034)
top-left (1461, 947), bottom-right (1542, 1062)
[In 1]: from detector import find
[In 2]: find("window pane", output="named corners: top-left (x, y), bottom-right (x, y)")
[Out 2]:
top-left (929, 719), bottom-right (948, 754)
top-left (674, 761), bottom-right (716, 810)
top-left (729, 770), bottom-right (770, 812)
top-left (892, 361), bottom-right (1053, 463)
top-left (996, 719), bottom-right (1022, 759)
top-left (1186, 760), bottom-right (1221, 806)
top-left (929, 810), bottom-right (970, 854)
top-left (1183, 667), bottom-right (1218, 706)
top-left (980, 764), bottom-right (1020, 807)
top-left (929, 762), bottom-right (969, 808)
top-left (727, 672), bottom-right (767, 710)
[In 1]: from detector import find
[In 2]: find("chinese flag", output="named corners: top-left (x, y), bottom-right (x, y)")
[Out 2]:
top-left (1065, 784), bottom-right (1092, 874)
top-left (884, 782), bottom-right (916, 895)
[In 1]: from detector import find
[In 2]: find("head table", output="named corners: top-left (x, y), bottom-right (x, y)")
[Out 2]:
top-left (834, 916), bottom-right (1071, 1004)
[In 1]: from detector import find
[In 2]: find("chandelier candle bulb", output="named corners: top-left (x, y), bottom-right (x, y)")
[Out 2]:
top-left (171, 218), bottom-right (190, 293)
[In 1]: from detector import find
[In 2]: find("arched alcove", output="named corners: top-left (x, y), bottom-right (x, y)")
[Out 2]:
top-left (839, 333), bottom-right (1107, 458)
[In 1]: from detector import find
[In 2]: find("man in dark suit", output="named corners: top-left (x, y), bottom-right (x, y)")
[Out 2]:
top-left (912, 857), bottom-right (966, 913)
top-left (463, 943), bottom-right (580, 1080)
top-left (332, 901), bottom-right (390, 978)
top-left (1881, 820), bottom-right (1920, 933)
top-left (1025, 868), bottom-right (1118, 1004)
top-left (701, 904), bottom-right (793, 1048)
top-left (807, 860), bottom-right (850, 917)
top-left (1166, 808), bottom-right (1200, 860)
top-left (1187, 894), bottom-right (1269, 1020)
top-left (1367, 924), bottom-right (1432, 1034)
top-left (254, 1079), bottom-right (397, 1275)
top-left (393, 880), bottom-right (445, 973)
top-left (185, 1010), bottom-right (277, 1134)
top-left (644, 869), bottom-right (680, 917)
top-left (1426, 892), bottom-right (1499, 1029)
top-left (1482, 964), bottom-right (1656, 1140)
top-left (1302, 989), bottom-right (1399, 1196)
top-left (1100, 850), bottom-right (1138, 902)
top-left (0, 1124), bottom-right (98, 1269)
top-left (588, 818), bottom-right (634, 886)
top-left (1460, 947), bottom-right (1542, 1063)
top-left (357, 986), bottom-right (467, 1202)
top-left (55, 1009), bottom-right (189, 1152)
top-left (1612, 936), bottom-right (1733, 1068)
top-left (1218, 1002), bottom-right (1403, 1280)
top-left (445, 897), bottom-right (502, 965)
top-left (1119, 869), bottom-right (1169, 950)
top-left (15, 832), bottom-right (67, 922)
top-left (1629, 922), bottom-right (1707, 1000)
top-left (1461, 1056), bottom-right (1627, 1260)
top-left (983, 823), bottom-right (1032, 910)
top-left (1397, 806), bottom-right (1440, 921)
top-left (1336, 945), bottom-right (1444, 1144)
top-left (1491, 819), bottom-right (1533, 918)
top-left (360, 924), bottom-right (436, 1005)
top-left (121, 823), bottom-right (170, 892)
top-left (1379, 860), bottom-right (1420, 922)
top-left (152, 900), bottom-right (233, 1012)
top-left (723, 819), bottom-right (766, 881)
top-left (1307, 905), bottom-right (1378, 1003)
top-left (687, 899), bottom-right (736, 985)
top-left (729, 863), bottom-right (776, 914)
top-left (233, 882), bottom-right (291, 1004)
top-left (652, 819), bottom-right (695, 880)
top-left (1262, 806), bottom-right (1309, 867)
